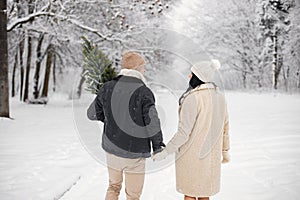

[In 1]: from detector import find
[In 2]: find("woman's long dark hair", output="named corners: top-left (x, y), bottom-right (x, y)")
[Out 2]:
top-left (179, 73), bottom-right (205, 105)
top-left (189, 73), bottom-right (205, 88)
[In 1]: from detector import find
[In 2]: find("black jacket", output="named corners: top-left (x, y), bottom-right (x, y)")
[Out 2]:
top-left (87, 75), bottom-right (165, 158)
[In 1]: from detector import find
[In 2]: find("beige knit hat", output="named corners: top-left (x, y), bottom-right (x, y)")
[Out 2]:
top-left (191, 59), bottom-right (221, 82)
top-left (121, 51), bottom-right (145, 70)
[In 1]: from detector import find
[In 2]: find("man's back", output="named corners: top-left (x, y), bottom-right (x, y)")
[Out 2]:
top-left (88, 74), bottom-right (164, 158)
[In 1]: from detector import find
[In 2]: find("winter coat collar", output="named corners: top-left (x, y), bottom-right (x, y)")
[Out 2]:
top-left (179, 83), bottom-right (217, 105)
top-left (118, 69), bottom-right (147, 83)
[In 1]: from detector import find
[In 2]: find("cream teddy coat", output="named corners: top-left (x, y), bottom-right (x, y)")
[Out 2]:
top-left (165, 83), bottom-right (230, 197)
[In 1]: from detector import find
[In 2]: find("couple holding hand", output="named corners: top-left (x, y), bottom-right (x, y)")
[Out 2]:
top-left (87, 51), bottom-right (230, 200)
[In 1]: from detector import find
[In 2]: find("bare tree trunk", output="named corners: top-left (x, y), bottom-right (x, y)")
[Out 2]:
top-left (258, 63), bottom-right (265, 88)
top-left (257, 78), bottom-right (262, 88)
top-left (286, 65), bottom-right (290, 91)
top-left (23, 33), bottom-right (32, 102)
top-left (16, 0), bottom-right (25, 101)
top-left (11, 51), bottom-right (18, 97)
top-left (52, 54), bottom-right (56, 92)
top-left (33, 33), bottom-right (44, 99)
top-left (19, 35), bottom-right (24, 101)
top-left (41, 46), bottom-right (52, 98)
top-left (272, 28), bottom-right (280, 90)
top-left (76, 69), bottom-right (86, 98)
top-left (282, 62), bottom-right (288, 92)
top-left (0, 0), bottom-right (10, 117)
top-left (242, 71), bottom-right (247, 89)
top-left (297, 66), bottom-right (300, 89)
top-left (256, 66), bottom-right (263, 88)
top-left (23, 0), bottom-right (34, 102)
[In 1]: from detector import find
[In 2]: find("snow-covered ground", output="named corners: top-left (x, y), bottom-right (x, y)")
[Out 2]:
top-left (1, 92), bottom-right (300, 200)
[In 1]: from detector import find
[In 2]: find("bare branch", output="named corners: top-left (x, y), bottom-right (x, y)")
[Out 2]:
top-left (7, 2), bottom-right (51, 31)
top-left (7, 11), bottom-right (53, 31)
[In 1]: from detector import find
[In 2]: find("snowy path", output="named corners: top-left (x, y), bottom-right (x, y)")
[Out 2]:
top-left (1, 92), bottom-right (300, 200)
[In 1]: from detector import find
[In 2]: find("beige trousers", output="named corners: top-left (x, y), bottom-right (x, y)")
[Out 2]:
top-left (105, 153), bottom-right (146, 200)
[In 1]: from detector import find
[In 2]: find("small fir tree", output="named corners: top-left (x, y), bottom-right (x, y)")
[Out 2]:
top-left (82, 36), bottom-right (116, 94)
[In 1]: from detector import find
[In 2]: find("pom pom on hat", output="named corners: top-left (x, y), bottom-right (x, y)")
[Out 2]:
top-left (211, 59), bottom-right (221, 70)
top-left (191, 59), bottom-right (221, 82)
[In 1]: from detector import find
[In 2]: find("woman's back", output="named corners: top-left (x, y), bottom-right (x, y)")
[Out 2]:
top-left (175, 85), bottom-right (228, 197)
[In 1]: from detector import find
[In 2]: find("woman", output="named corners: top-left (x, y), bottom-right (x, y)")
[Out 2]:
top-left (152, 60), bottom-right (230, 200)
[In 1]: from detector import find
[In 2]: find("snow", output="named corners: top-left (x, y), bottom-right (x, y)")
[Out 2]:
top-left (1, 92), bottom-right (300, 199)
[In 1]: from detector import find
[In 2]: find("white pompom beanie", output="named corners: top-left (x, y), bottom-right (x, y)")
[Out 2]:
top-left (191, 59), bottom-right (221, 82)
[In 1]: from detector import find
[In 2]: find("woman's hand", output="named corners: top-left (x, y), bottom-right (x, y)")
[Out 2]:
top-left (152, 149), bottom-right (168, 161)
top-left (222, 151), bottom-right (230, 163)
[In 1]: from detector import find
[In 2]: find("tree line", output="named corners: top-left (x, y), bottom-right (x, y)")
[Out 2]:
top-left (0, 0), bottom-right (172, 118)
top-left (171, 0), bottom-right (300, 90)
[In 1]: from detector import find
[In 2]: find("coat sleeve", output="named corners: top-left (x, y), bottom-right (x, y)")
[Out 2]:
top-left (87, 89), bottom-right (105, 122)
top-left (222, 104), bottom-right (230, 152)
top-left (165, 93), bottom-right (199, 154)
top-left (142, 88), bottom-right (165, 153)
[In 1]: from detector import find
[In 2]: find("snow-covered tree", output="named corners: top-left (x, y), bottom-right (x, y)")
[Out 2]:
top-left (6, 0), bottom-right (175, 101)
top-left (169, 0), bottom-right (265, 89)
top-left (169, 0), bottom-right (298, 91)
top-left (282, 0), bottom-right (300, 90)
top-left (258, 0), bottom-right (295, 90)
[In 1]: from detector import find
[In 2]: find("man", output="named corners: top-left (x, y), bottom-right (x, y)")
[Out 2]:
top-left (87, 51), bottom-right (165, 200)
